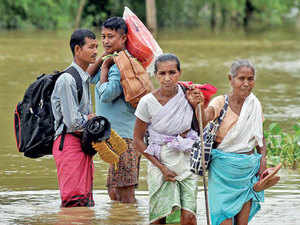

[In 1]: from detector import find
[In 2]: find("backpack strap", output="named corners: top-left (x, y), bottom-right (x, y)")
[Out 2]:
top-left (58, 66), bottom-right (83, 151)
top-left (65, 66), bottom-right (83, 103)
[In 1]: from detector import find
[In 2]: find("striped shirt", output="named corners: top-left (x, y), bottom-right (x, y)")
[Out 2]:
top-left (51, 61), bottom-right (92, 139)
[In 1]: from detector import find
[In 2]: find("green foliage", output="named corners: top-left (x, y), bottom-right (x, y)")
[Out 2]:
top-left (81, 0), bottom-right (110, 28)
top-left (1, 0), bottom-right (300, 30)
top-left (156, 0), bottom-right (206, 27)
top-left (264, 121), bottom-right (300, 169)
top-left (251, 0), bottom-right (295, 25)
top-left (107, 0), bottom-right (146, 22)
top-left (0, 0), bottom-right (78, 29)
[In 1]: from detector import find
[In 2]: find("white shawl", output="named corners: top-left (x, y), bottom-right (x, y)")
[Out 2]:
top-left (218, 93), bottom-right (263, 153)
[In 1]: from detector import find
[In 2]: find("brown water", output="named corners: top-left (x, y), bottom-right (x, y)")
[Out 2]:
top-left (0, 28), bottom-right (300, 224)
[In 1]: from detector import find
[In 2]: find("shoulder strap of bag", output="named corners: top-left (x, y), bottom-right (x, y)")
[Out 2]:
top-left (65, 66), bottom-right (83, 103)
top-left (58, 66), bottom-right (83, 150)
top-left (216, 95), bottom-right (229, 125)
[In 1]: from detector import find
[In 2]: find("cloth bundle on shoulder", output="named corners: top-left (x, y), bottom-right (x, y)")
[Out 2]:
top-left (81, 116), bottom-right (111, 156)
top-left (190, 95), bottom-right (229, 176)
top-left (113, 50), bottom-right (153, 108)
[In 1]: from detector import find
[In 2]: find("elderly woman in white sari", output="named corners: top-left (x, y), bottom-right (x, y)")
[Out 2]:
top-left (202, 59), bottom-right (280, 225)
top-left (133, 53), bottom-right (203, 225)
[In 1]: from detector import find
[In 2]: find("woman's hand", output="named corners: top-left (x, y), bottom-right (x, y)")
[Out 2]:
top-left (161, 166), bottom-right (177, 182)
top-left (186, 86), bottom-right (204, 109)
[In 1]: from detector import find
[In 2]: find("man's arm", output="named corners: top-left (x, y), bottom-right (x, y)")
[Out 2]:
top-left (95, 63), bottom-right (123, 103)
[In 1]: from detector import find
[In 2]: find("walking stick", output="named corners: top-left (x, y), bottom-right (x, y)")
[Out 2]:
top-left (197, 104), bottom-right (211, 225)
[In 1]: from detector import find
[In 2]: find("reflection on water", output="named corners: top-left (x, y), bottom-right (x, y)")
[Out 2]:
top-left (0, 28), bottom-right (300, 224)
top-left (1, 171), bottom-right (300, 225)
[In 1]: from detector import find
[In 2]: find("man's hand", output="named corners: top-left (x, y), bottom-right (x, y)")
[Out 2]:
top-left (87, 113), bottom-right (96, 120)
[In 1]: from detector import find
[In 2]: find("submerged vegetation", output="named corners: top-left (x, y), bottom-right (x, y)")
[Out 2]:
top-left (264, 121), bottom-right (300, 169)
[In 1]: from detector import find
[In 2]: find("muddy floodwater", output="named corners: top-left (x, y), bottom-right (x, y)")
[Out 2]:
top-left (0, 28), bottom-right (300, 224)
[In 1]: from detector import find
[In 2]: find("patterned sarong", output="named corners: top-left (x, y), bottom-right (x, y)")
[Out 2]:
top-left (208, 149), bottom-right (264, 225)
top-left (107, 138), bottom-right (141, 188)
top-left (53, 134), bottom-right (94, 207)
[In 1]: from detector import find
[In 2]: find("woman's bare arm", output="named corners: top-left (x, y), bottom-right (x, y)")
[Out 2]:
top-left (256, 136), bottom-right (267, 178)
top-left (133, 118), bottom-right (177, 181)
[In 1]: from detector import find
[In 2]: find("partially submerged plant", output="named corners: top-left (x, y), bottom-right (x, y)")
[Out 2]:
top-left (264, 121), bottom-right (300, 169)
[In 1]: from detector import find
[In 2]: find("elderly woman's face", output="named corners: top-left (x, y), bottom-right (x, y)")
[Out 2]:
top-left (155, 60), bottom-right (181, 91)
top-left (230, 66), bottom-right (255, 98)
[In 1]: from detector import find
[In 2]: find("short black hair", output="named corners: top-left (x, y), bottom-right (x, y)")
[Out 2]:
top-left (70, 29), bottom-right (96, 56)
top-left (102, 17), bottom-right (128, 35)
top-left (154, 53), bottom-right (181, 73)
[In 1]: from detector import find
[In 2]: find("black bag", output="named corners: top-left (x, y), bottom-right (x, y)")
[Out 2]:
top-left (81, 116), bottom-right (111, 156)
top-left (190, 95), bottom-right (229, 176)
top-left (14, 66), bottom-right (83, 158)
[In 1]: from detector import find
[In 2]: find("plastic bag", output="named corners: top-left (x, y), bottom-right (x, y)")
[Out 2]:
top-left (123, 6), bottom-right (163, 75)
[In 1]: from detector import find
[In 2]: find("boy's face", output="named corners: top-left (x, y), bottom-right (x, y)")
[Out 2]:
top-left (101, 27), bottom-right (126, 54)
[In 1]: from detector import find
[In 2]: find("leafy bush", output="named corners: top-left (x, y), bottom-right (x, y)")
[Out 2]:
top-left (0, 0), bottom-right (78, 29)
top-left (264, 121), bottom-right (300, 169)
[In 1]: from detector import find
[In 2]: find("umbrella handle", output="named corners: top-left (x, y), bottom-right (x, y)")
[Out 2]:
top-left (197, 104), bottom-right (211, 225)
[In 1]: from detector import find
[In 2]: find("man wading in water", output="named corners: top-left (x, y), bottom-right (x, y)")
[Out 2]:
top-left (88, 17), bottom-right (140, 203)
top-left (51, 29), bottom-right (97, 207)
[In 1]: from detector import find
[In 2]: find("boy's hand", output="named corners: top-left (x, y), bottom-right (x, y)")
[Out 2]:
top-left (101, 56), bottom-right (114, 69)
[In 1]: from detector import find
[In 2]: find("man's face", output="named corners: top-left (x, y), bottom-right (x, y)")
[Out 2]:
top-left (77, 37), bottom-right (98, 64)
top-left (101, 27), bottom-right (126, 54)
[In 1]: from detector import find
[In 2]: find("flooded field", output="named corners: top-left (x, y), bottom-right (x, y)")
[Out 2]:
top-left (1, 169), bottom-right (300, 225)
top-left (0, 27), bottom-right (299, 224)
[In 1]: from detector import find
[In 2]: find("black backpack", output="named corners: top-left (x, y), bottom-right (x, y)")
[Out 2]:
top-left (14, 66), bottom-right (83, 158)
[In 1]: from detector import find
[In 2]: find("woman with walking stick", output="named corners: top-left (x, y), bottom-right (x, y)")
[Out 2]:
top-left (201, 59), bottom-right (280, 225)
top-left (133, 53), bottom-right (204, 225)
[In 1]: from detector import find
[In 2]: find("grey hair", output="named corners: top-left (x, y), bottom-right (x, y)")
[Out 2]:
top-left (229, 59), bottom-right (256, 78)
